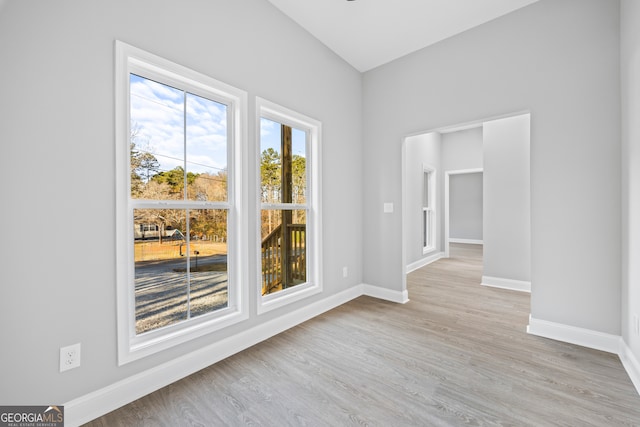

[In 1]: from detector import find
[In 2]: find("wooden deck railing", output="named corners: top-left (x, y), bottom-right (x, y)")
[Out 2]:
top-left (261, 223), bottom-right (306, 295)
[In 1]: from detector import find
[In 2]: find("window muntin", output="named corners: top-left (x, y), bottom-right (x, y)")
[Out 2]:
top-left (256, 98), bottom-right (321, 313)
top-left (116, 41), bottom-right (247, 364)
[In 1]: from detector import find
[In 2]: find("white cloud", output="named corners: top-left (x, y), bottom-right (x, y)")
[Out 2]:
top-left (130, 75), bottom-right (229, 174)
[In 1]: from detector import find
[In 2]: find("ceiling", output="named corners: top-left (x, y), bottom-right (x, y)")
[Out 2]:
top-left (266, 0), bottom-right (539, 72)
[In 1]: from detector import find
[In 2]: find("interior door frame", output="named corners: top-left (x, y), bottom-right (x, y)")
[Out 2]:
top-left (444, 168), bottom-right (483, 258)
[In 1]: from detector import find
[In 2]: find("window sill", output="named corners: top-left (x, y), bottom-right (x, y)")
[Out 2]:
top-left (257, 282), bottom-right (322, 315)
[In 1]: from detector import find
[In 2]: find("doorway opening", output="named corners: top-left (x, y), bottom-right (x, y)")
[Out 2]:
top-left (401, 112), bottom-right (531, 297)
top-left (445, 169), bottom-right (483, 258)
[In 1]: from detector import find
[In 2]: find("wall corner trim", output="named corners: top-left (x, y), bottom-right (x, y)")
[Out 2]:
top-left (619, 341), bottom-right (640, 396)
top-left (527, 315), bottom-right (621, 354)
top-left (362, 283), bottom-right (410, 304)
top-left (64, 283), bottom-right (408, 426)
top-left (406, 252), bottom-right (444, 274)
top-left (527, 316), bottom-right (639, 396)
top-left (481, 276), bottom-right (531, 293)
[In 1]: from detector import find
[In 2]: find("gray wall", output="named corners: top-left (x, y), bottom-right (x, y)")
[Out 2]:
top-left (0, 0), bottom-right (634, 410)
top-left (404, 132), bottom-right (442, 265)
top-left (449, 173), bottom-right (483, 241)
top-left (441, 127), bottom-right (483, 171)
top-left (0, 0), bottom-right (363, 405)
top-left (441, 126), bottom-right (483, 243)
top-left (482, 115), bottom-right (531, 282)
top-left (363, 0), bottom-right (621, 334)
top-left (621, 0), bottom-right (640, 364)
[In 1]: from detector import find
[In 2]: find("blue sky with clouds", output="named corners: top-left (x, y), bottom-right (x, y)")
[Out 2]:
top-left (130, 74), bottom-right (228, 176)
top-left (130, 73), bottom-right (307, 179)
top-left (260, 118), bottom-right (307, 158)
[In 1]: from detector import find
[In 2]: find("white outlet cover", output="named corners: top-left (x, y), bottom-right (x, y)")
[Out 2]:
top-left (60, 343), bottom-right (81, 372)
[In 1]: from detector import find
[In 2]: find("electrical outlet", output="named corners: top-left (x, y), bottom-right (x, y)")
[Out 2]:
top-left (343, 266), bottom-right (348, 278)
top-left (60, 343), bottom-right (81, 372)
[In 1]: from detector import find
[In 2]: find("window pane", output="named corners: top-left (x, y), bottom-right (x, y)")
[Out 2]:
top-left (423, 208), bottom-right (433, 250)
top-left (424, 171), bottom-right (430, 208)
top-left (260, 209), bottom-right (307, 295)
top-left (130, 74), bottom-right (186, 200)
top-left (423, 209), bottom-right (427, 247)
top-left (186, 93), bottom-right (228, 202)
top-left (189, 209), bottom-right (229, 317)
top-left (260, 119), bottom-right (307, 204)
top-left (260, 118), bottom-right (282, 203)
top-left (134, 208), bottom-right (188, 334)
top-left (291, 128), bottom-right (307, 204)
top-left (133, 208), bottom-right (230, 333)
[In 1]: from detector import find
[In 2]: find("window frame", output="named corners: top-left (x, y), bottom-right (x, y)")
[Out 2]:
top-left (256, 97), bottom-right (322, 314)
top-left (115, 41), bottom-right (248, 365)
top-left (422, 165), bottom-right (436, 254)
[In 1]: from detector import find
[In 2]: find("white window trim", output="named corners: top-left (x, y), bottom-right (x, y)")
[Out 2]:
top-left (256, 97), bottom-right (322, 314)
top-left (115, 41), bottom-right (248, 365)
top-left (423, 165), bottom-right (436, 254)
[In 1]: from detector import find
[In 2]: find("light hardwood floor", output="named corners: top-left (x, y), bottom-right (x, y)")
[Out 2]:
top-left (85, 244), bottom-right (640, 426)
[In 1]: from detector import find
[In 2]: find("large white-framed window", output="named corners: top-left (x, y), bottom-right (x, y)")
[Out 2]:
top-left (256, 97), bottom-right (322, 314)
top-left (423, 166), bottom-right (436, 253)
top-left (115, 41), bottom-right (248, 364)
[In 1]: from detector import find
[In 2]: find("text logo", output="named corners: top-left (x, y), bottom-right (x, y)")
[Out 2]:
top-left (0, 406), bottom-right (64, 427)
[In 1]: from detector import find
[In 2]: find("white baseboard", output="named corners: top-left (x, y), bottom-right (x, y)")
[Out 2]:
top-left (527, 315), bottom-right (621, 354)
top-left (406, 252), bottom-right (444, 274)
top-left (528, 316), bottom-right (640, 396)
top-left (619, 341), bottom-right (640, 396)
top-left (64, 285), bottom-right (365, 426)
top-left (449, 238), bottom-right (483, 245)
top-left (482, 275), bottom-right (531, 293)
top-left (64, 284), bottom-right (410, 426)
top-left (361, 283), bottom-right (409, 304)
top-left (65, 286), bottom-right (639, 426)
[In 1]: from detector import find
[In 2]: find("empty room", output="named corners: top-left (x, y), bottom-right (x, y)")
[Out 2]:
top-left (2, 0), bottom-right (640, 425)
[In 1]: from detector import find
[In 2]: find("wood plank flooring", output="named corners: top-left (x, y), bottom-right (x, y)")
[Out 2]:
top-left (85, 244), bottom-right (640, 426)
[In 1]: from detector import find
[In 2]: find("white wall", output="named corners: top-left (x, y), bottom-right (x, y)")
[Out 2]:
top-left (0, 0), bottom-right (632, 413)
top-left (441, 126), bottom-right (483, 171)
top-left (404, 133), bottom-right (442, 265)
top-left (482, 115), bottom-right (530, 283)
top-left (621, 0), bottom-right (640, 371)
top-left (441, 126), bottom-right (484, 243)
top-left (0, 0), bottom-right (363, 406)
top-left (363, 0), bottom-right (621, 334)
top-left (449, 173), bottom-right (483, 241)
